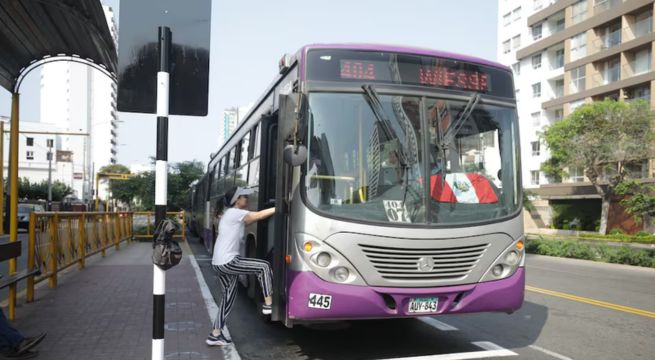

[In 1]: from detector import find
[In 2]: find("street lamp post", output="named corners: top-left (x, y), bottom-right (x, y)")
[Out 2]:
top-left (46, 139), bottom-right (53, 211)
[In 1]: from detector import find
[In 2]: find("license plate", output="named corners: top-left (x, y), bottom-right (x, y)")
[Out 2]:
top-left (308, 293), bottom-right (332, 309)
top-left (408, 297), bottom-right (438, 313)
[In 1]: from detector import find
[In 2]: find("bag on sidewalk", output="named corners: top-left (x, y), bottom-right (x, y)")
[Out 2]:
top-left (152, 219), bottom-right (183, 270)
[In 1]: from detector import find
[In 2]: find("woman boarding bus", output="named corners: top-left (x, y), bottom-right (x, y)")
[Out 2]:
top-left (206, 186), bottom-right (276, 346)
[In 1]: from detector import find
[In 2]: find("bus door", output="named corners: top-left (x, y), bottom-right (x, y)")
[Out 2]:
top-left (258, 114), bottom-right (288, 321)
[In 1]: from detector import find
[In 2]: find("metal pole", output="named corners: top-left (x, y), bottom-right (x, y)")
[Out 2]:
top-left (0, 120), bottom-right (4, 236)
top-left (152, 26), bottom-right (170, 360)
top-left (47, 149), bottom-right (52, 210)
top-left (95, 173), bottom-right (99, 211)
top-left (8, 93), bottom-right (19, 320)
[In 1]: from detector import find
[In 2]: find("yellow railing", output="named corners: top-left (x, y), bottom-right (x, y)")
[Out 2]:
top-left (132, 211), bottom-right (186, 241)
top-left (25, 212), bottom-right (133, 303)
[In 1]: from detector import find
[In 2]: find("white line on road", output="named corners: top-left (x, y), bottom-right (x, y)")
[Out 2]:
top-left (379, 348), bottom-right (516, 360)
top-left (186, 244), bottom-right (242, 360)
top-left (528, 345), bottom-right (574, 360)
top-left (418, 317), bottom-right (459, 331)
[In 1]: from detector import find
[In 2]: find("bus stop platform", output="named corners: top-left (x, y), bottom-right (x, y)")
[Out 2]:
top-left (2, 241), bottom-right (223, 360)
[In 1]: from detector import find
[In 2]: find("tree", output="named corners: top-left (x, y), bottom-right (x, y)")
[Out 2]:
top-left (541, 99), bottom-right (654, 234)
top-left (17, 177), bottom-right (74, 201)
top-left (615, 180), bottom-right (655, 225)
top-left (102, 161), bottom-right (203, 211)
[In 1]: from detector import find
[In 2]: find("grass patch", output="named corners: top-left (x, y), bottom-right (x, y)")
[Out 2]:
top-left (527, 232), bottom-right (655, 245)
top-left (525, 238), bottom-right (655, 268)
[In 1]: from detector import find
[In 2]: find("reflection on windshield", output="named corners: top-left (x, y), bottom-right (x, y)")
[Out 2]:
top-left (305, 92), bottom-right (519, 225)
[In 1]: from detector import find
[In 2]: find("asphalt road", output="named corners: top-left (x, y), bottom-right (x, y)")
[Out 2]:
top-left (188, 236), bottom-right (655, 360)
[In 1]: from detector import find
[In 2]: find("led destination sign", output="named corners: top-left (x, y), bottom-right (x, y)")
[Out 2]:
top-left (309, 49), bottom-right (513, 98)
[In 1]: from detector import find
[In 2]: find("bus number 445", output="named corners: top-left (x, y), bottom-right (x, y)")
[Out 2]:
top-left (308, 293), bottom-right (332, 310)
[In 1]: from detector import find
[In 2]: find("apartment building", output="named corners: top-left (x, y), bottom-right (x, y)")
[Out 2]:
top-left (498, 0), bottom-right (655, 230)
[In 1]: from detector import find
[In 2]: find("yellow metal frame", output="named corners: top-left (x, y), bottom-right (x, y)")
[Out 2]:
top-left (132, 211), bottom-right (186, 241)
top-left (5, 211), bottom-right (134, 320)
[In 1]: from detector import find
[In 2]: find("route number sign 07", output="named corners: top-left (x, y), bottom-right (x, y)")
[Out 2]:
top-left (308, 293), bottom-right (332, 310)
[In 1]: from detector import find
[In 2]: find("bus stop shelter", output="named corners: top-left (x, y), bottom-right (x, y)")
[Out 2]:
top-left (0, 0), bottom-right (117, 319)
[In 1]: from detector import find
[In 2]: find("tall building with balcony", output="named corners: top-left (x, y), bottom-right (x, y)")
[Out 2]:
top-left (498, 0), bottom-right (655, 229)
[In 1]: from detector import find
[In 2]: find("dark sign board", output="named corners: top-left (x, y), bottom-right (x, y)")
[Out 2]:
top-left (117, 0), bottom-right (211, 116)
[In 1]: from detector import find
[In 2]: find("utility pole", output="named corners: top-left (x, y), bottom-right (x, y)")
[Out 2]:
top-left (46, 139), bottom-right (53, 211)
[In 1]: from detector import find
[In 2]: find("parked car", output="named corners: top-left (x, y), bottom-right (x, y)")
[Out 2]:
top-left (18, 203), bottom-right (45, 229)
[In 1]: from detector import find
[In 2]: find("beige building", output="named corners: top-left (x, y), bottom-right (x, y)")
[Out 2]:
top-left (498, 0), bottom-right (655, 230)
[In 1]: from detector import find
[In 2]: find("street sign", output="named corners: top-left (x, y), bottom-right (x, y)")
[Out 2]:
top-left (117, 0), bottom-right (211, 116)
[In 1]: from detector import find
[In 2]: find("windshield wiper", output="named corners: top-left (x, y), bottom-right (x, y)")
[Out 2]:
top-left (361, 84), bottom-right (412, 167)
top-left (441, 93), bottom-right (480, 148)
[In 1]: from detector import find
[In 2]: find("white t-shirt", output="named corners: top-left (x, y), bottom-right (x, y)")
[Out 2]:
top-left (211, 208), bottom-right (250, 265)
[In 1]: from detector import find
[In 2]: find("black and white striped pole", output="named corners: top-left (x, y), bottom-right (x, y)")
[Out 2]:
top-left (153, 26), bottom-right (171, 360)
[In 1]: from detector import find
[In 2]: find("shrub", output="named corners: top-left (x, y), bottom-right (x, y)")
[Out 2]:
top-left (526, 239), bottom-right (655, 268)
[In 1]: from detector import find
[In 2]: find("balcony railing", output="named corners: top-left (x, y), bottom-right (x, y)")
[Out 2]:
top-left (633, 17), bottom-right (653, 38)
top-left (598, 29), bottom-right (622, 50)
top-left (593, 0), bottom-right (623, 16)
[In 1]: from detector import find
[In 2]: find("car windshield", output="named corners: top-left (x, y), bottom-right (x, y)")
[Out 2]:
top-left (304, 92), bottom-right (520, 225)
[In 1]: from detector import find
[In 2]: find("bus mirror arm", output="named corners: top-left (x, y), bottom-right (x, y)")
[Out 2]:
top-left (283, 144), bottom-right (307, 167)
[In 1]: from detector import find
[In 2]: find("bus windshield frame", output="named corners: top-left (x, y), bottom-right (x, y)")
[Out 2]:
top-left (301, 78), bottom-right (521, 227)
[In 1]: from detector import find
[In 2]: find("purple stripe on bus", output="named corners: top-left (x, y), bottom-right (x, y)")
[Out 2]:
top-left (287, 267), bottom-right (524, 320)
top-left (296, 43), bottom-right (510, 80)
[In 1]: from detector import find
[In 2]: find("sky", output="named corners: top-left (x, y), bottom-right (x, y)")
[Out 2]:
top-left (0, 0), bottom-right (498, 169)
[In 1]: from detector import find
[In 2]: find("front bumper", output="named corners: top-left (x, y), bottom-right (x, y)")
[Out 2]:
top-left (287, 267), bottom-right (525, 320)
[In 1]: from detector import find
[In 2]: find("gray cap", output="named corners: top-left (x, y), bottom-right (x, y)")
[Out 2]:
top-left (230, 186), bottom-right (256, 206)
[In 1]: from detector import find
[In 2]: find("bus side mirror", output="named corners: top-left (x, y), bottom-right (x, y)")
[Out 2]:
top-left (283, 144), bottom-right (307, 167)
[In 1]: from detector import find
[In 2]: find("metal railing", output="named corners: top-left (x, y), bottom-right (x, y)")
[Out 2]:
top-left (25, 212), bottom-right (133, 301)
top-left (132, 211), bottom-right (186, 241)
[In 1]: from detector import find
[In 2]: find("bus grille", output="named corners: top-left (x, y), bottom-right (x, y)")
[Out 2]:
top-left (359, 243), bottom-right (490, 281)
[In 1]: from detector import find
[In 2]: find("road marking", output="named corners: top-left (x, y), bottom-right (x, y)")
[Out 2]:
top-left (379, 342), bottom-right (516, 360)
top-left (418, 317), bottom-right (459, 331)
top-left (526, 285), bottom-right (655, 319)
top-left (528, 345), bottom-right (573, 360)
top-left (186, 243), bottom-right (242, 360)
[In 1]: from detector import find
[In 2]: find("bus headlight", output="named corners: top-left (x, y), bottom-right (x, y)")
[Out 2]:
top-left (481, 238), bottom-right (525, 282)
top-left (316, 252), bottom-right (332, 267)
top-left (333, 267), bottom-right (350, 282)
top-left (294, 233), bottom-right (365, 285)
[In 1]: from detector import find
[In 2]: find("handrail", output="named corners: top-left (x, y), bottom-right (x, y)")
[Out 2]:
top-left (132, 210), bottom-right (186, 241)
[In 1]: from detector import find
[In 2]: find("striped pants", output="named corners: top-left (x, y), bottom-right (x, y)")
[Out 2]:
top-left (212, 256), bottom-right (273, 330)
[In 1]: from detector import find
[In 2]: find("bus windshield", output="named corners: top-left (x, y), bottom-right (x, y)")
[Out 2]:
top-left (304, 92), bottom-right (519, 225)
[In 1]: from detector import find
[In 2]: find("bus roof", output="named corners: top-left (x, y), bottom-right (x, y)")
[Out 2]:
top-left (297, 43), bottom-right (510, 77)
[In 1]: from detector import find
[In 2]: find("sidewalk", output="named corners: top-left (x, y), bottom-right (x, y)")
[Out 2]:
top-left (3, 241), bottom-right (222, 360)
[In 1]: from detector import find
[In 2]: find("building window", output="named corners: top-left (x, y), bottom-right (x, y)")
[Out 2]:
top-left (532, 82), bottom-right (542, 98)
top-left (568, 167), bottom-right (585, 182)
top-left (503, 40), bottom-right (511, 54)
top-left (634, 10), bottom-right (653, 37)
top-left (554, 48), bottom-right (565, 69)
top-left (532, 24), bottom-right (543, 41)
top-left (571, 0), bottom-right (587, 24)
top-left (554, 78), bottom-right (565, 98)
top-left (633, 47), bottom-right (652, 75)
top-left (503, 12), bottom-right (511, 26)
top-left (532, 112), bottom-right (541, 126)
top-left (534, 0), bottom-right (543, 11)
top-left (600, 57), bottom-right (620, 84)
top-left (570, 99), bottom-right (585, 112)
top-left (26, 137), bottom-right (34, 147)
top-left (513, 7), bottom-right (522, 22)
top-left (26, 151), bottom-right (34, 160)
top-left (531, 170), bottom-right (540, 185)
top-left (512, 35), bottom-right (521, 49)
top-left (532, 53), bottom-right (542, 69)
top-left (531, 141), bottom-right (541, 156)
top-left (570, 32), bottom-right (587, 61)
top-left (512, 62), bottom-right (521, 75)
top-left (570, 66), bottom-right (586, 94)
top-left (600, 22), bottom-right (621, 50)
top-left (554, 108), bottom-right (564, 121)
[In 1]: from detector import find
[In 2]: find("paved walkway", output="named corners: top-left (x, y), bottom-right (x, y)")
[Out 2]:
top-left (2, 241), bottom-right (223, 360)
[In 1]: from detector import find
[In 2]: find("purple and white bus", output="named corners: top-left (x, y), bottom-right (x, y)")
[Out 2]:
top-left (190, 44), bottom-right (524, 327)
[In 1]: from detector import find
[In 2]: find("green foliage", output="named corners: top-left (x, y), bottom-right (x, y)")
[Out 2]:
top-left (614, 179), bottom-right (655, 224)
top-left (522, 189), bottom-right (536, 211)
top-left (526, 238), bottom-right (655, 268)
top-left (105, 161), bottom-right (204, 211)
top-left (17, 177), bottom-right (74, 201)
